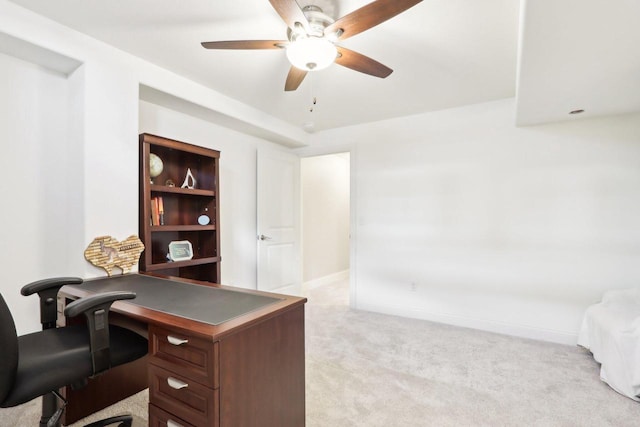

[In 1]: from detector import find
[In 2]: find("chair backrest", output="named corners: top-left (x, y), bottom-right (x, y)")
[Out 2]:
top-left (0, 294), bottom-right (18, 405)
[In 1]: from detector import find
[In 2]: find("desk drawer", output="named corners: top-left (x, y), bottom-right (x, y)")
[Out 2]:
top-left (149, 364), bottom-right (219, 427)
top-left (149, 403), bottom-right (199, 427)
top-left (150, 325), bottom-right (218, 388)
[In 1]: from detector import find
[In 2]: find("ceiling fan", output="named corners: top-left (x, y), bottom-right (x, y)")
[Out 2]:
top-left (201, 0), bottom-right (423, 91)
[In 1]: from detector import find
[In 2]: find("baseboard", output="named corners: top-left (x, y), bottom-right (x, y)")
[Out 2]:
top-left (356, 301), bottom-right (578, 345)
top-left (303, 270), bottom-right (349, 291)
top-left (268, 282), bottom-right (302, 297)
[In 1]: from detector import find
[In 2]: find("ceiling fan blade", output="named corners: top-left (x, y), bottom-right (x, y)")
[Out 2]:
top-left (335, 46), bottom-right (393, 78)
top-left (326, 0), bottom-right (423, 40)
top-left (268, 0), bottom-right (311, 33)
top-left (285, 66), bottom-right (308, 91)
top-left (201, 40), bottom-right (288, 50)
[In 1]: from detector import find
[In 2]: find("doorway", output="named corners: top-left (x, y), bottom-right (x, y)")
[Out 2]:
top-left (301, 152), bottom-right (350, 305)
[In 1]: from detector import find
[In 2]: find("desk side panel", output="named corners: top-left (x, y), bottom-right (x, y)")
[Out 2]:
top-left (219, 304), bottom-right (305, 427)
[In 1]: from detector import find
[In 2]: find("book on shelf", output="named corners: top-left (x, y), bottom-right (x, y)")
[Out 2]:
top-left (150, 197), bottom-right (159, 226)
top-left (157, 196), bottom-right (164, 225)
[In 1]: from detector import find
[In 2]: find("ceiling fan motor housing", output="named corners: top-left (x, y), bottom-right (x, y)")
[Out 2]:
top-left (288, 5), bottom-right (335, 40)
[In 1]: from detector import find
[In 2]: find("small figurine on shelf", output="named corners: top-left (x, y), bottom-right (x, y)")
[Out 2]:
top-left (181, 168), bottom-right (196, 189)
top-left (165, 179), bottom-right (175, 187)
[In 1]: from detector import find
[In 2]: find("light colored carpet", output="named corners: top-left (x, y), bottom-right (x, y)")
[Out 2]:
top-left (3, 279), bottom-right (640, 426)
top-left (304, 281), bottom-right (640, 426)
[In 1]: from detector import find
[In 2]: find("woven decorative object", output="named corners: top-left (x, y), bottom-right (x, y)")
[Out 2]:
top-left (84, 235), bottom-right (145, 276)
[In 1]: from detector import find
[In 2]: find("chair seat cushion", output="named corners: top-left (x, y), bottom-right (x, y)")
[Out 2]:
top-left (1, 324), bottom-right (147, 407)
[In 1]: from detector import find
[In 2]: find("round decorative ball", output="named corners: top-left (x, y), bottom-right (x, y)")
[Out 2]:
top-left (198, 214), bottom-right (211, 225)
top-left (149, 153), bottom-right (163, 178)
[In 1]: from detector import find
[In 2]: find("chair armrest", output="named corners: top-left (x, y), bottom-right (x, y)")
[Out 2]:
top-left (21, 277), bottom-right (84, 329)
top-left (20, 277), bottom-right (84, 296)
top-left (64, 291), bottom-right (137, 375)
top-left (64, 291), bottom-right (136, 317)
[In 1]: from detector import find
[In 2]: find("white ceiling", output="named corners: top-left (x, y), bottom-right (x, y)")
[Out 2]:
top-left (8, 0), bottom-right (640, 133)
top-left (516, 0), bottom-right (640, 126)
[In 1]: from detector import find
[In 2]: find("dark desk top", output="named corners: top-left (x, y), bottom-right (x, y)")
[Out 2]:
top-left (67, 274), bottom-right (283, 326)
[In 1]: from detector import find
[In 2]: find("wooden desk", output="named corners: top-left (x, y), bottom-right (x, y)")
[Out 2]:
top-left (58, 274), bottom-right (307, 427)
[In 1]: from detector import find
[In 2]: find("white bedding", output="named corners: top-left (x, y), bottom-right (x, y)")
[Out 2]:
top-left (577, 288), bottom-right (640, 400)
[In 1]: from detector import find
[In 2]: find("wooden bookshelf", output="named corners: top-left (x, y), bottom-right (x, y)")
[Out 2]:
top-left (139, 133), bottom-right (221, 283)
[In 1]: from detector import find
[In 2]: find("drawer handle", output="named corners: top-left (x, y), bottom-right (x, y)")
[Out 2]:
top-left (167, 420), bottom-right (184, 427)
top-left (167, 335), bottom-right (189, 346)
top-left (167, 376), bottom-right (189, 390)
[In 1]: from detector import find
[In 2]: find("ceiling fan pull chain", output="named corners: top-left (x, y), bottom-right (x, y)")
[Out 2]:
top-left (309, 74), bottom-right (315, 112)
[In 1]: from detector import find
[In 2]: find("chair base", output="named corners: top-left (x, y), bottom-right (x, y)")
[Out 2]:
top-left (84, 415), bottom-right (133, 427)
top-left (40, 414), bottom-right (133, 427)
top-left (40, 391), bottom-right (61, 427)
top-left (38, 391), bottom-right (133, 427)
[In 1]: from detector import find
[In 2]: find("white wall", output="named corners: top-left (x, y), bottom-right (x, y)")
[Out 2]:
top-left (301, 154), bottom-right (350, 283)
top-left (299, 99), bottom-right (640, 344)
top-left (0, 52), bottom-right (80, 334)
top-left (0, 50), bottom-right (138, 332)
top-left (139, 101), bottom-right (290, 289)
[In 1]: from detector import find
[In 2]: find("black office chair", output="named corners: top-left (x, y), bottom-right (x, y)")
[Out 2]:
top-left (0, 277), bottom-right (148, 427)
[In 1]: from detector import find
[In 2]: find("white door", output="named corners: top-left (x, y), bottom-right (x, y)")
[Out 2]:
top-left (257, 149), bottom-right (301, 295)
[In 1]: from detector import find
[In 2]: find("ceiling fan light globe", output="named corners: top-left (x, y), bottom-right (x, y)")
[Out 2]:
top-left (286, 37), bottom-right (337, 72)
